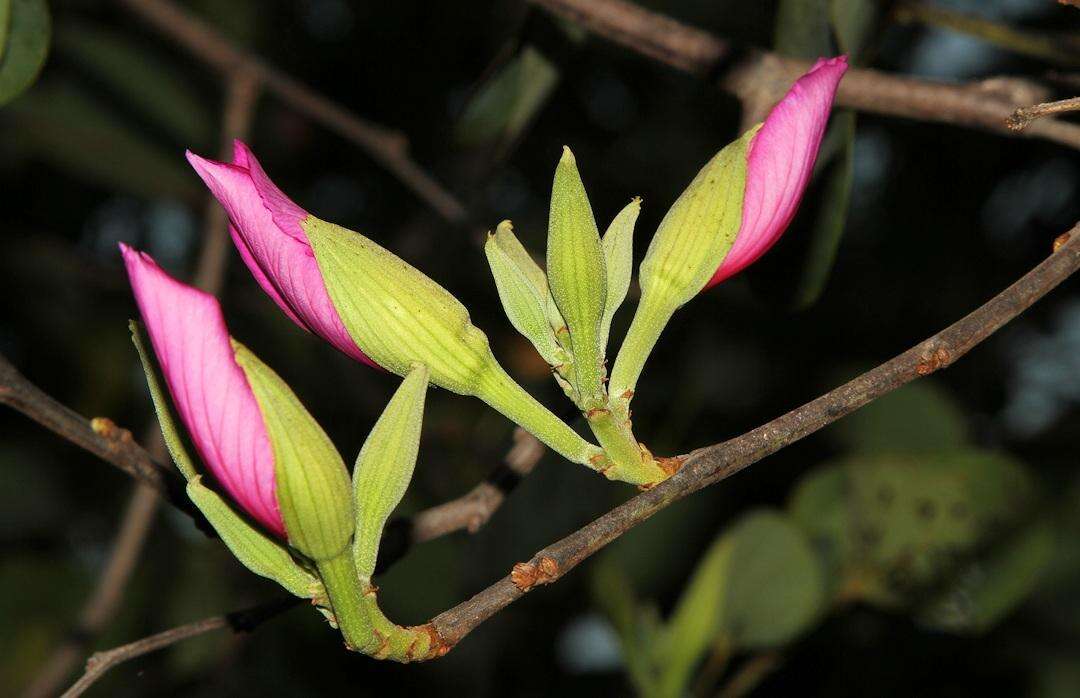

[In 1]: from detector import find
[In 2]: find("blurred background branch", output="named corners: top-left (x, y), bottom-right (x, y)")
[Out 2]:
top-left (529, 0), bottom-right (1080, 150)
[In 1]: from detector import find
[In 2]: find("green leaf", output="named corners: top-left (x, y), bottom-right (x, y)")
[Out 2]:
top-left (5, 81), bottom-right (201, 200)
top-left (829, 379), bottom-right (970, 454)
top-left (233, 341), bottom-right (354, 562)
top-left (455, 45), bottom-right (559, 150)
top-left (353, 365), bottom-right (429, 580)
top-left (54, 22), bottom-right (213, 145)
top-left (599, 198), bottom-right (639, 352)
top-left (774, 0), bottom-right (832, 58)
top-left (187, 477), bottom-right (323, 599)
top-left (485, 221), bottom-right (564, 366)
top-left (0, 0), bottom-right (49, 106)
top-left (130, 321), bottom-right (198, 481)
top-left (658, 510), bottom-right (826, 697)
top-left (919, 517), bottom-right (1055, 634)
top-left (792, 110), bottom-right (856, 308)
top-left (547, 147), bottom-right (607, 406)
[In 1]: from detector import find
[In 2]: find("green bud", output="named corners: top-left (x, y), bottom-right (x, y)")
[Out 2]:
top-left (132, 323), bottom-right (325, 601)
top-left (485, 221), bottom-right (566, 366)
top-left (610, 129), bottom-right (753, 404)
top-left (353, 364), bottom-right (429, 580)
top-left (599, 198), bottom-right (640, 351)
top-left (547, 146), bottom-right (607, 407)
top-left (234, 341), bottom-right (354, 562)
top-left (638, 128), bottom-right (753, 309)
top-left (305, 215), bottom-right (601, 468)
top-left (305, 217), bottom-right (493, 395)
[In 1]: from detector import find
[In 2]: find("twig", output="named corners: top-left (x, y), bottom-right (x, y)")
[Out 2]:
top-left (20, 73), bottom-right (263, 698)
top-left (1008, 96), bottom-right (1080, 132)
top-left (425, 222), bottom-right (1080, 649)
top-left (0, 353), bottom-right (179, 501)
top-left (528, 0), bottom-right (1080, 151)
top-left (115, 0), bottom-right (468, 224)
top-left (60, 597), bottom-right (299, 698)
top-left (410, 427), bottom-right (544, 543)
top-left (894, 1), bottom-right (1080, 67)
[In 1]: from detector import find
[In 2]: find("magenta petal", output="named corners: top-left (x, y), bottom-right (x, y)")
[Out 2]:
top-left (121, 245), bottom-right (285, 537)
top-left (708, 55), bottom-right (848, 288)
top-left (186, 145), bottom-right (378, 369)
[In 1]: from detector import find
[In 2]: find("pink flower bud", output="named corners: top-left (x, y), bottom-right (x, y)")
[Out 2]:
top-left (121, 244), bottom-right (285, 537)
top-left (706, 56), bottom-right (848, 288)
top-left (186, 142), bottom-right (378, 369)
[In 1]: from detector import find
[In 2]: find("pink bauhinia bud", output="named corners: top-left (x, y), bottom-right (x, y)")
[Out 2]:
top-left (706, 56), bottom-right (848, 288)
top-left (185, 142), bottom-right (378, 369)
top-left (121, 244), bottom-right (284, 536)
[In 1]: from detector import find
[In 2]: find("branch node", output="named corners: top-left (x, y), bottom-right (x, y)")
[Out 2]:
top-left (510, 556), bottom-right (559, 591)
top-left (915, 346), bottom-right (953, 376)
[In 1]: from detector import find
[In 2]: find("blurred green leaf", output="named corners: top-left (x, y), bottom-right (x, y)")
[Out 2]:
top-left (787, 462), bottom-right (853, 596)
top-left (4, 80), bottom-right (200, 200)
top-left (829, 379), bottom-right (969, 453)
top-left (55, 22), bottom-right (213, 145)
top-left (920, 517), bottom-right (1055, 634)
top-left (455, 45), bottom-right (559, 150)
top-left (658, 510), bottom-right (825, 697)
top-left (790, 450), bottom-right (1038, 610)
top-left (830, 0), bottom-right (879, 60)
top-left (793, 110), bottom-right (855, 308)
top-left (0, 0), bottom-right (50, 106)
top-left (775, 0), bottom-right (832, 58)
top-left (590, 559), bottom-right (662, 696)
top-left (0, 1), bottom-right (11, 62)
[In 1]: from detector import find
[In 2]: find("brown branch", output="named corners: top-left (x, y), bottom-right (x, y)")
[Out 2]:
top-left (115, 0), bottom-right (468, 224)
top-left (0, 353), bottom-right (177, 498)
top-left (426, 222), bottom-right (1080, 649)
top-left (1008, 96), bottom-right (1080, 132)
top-left (528, 0), bottom-right (1080, 151)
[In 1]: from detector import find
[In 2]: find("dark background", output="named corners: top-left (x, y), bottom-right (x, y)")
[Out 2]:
top-left (2, 0), bottom-right (1079, 695)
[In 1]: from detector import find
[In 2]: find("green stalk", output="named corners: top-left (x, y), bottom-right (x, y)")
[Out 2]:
top-left (476, 361), bottom-right (604, 467)
top-left (316, 549), bottom-right (374, 653)
top-left (608, 290), bottom-right (678, 417)
top-left (586, 408), bottom-right (666, 485)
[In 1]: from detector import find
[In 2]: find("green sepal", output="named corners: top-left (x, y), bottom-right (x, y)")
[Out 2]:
top-left (233, 341), bottom-right (354, 562)
top-left (186, 476), bottom-right (323, 600)
top-left (129, 320), bottom-right (197, 481)
top-left (638, 127), bottom-right (753, 309)
top-left (547, 146), bottom-right (607, 407)
top-left (599, 197), bottom-right (639, 352)
top-left (485, 221), bottom-right (565, 366)
top-left (353, 364), bottom-right (429, 580)
top-left (304, 216), bottom-right (495, 396)
top-left (610, 129), bottom-right (754, 402)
